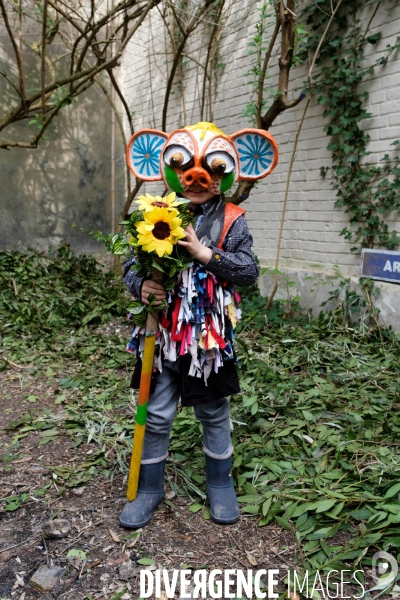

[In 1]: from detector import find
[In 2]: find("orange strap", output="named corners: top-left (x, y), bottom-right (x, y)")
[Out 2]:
top-left (217, 203), bottom-right (246, 249)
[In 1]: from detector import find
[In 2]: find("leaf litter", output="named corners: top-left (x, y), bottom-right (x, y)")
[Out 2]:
top-left (0, 247), bottom-right (400, 598)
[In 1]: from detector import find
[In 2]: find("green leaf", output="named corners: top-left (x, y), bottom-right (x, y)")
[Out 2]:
top-left (67, 549), bottom-right (87, 560)
top-left (291, 503), bottom-right (311, 518)
top-left (275, 515), bottom-right (292, 531)
top-left (302, 410), bottom-right (315, 422)
top-left (110, 589), bottom-right (127, 600)
top-left (273, 426), bottom-right (296, 437)
top-left (5, 499), bottom-right (20, 511)
top-left (384, 482), bottom-right (400, 498)
top-left (136, 558), bottom-right (155, 566)
top-left (307, 525), bottom-right (339, 540)
top-left (112, 234), bottom-right (129, 255)
top-left (128, 303), bottom-right (144, 315)
top-left (313, 499), bottom-right (337, 514)
top-left (39, 428), bottom-right (59, 437)
top-left (262, 497), bottom-right (272, 516)
top-left (237, 494), bottom-right (263, 504)
top-left (242, 504), bottom-right (261, 514)
top-left (151, 261), bottom-right (166, 273)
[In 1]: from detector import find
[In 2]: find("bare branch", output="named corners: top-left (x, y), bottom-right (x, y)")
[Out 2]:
top-left (41, 0), bottom-right (49, 116)
top-left (0, 70), bottom-right (24, 100)
top-left (200, 0), bottom-right (224, 121)
top-left (307, 0), bottom-right (344, 95)
top-left (265, 0), bottom-right (346, 306)
top-left (107, 68), bottom-right (134, 135)
top-left (95, 75), bottom-right (126, 146)
top-left (117, 178), bottom-right (144, 233)
top-left (0, 0), bottom-right (26, 100)
top-left (168, 2), bottom-right (186, 37)
top-left (181, 53), bottom-right (210, 76)
top-left (157, 2), bottom-right (188, 124)
top-left (0, 53), bottom-right (119, 133)
top-left (46, 0), bottom-right (85, 34)
top-left (120, 0), bottom-right (159, 52)
top-left (0, 79), bottom-right (95, 150)
top-left (256, 18), bottom-right (281, 128)
top-left (73, 0), bottom-right (148, 73)
top-left (162, 0), bottom-right (215, 131)
top-left (226, 180), bottom-right (256, 206)
top-left (362, 1), bottom-right (380, 40)
top-left (259, 0), bottom-right (296, 129)
top-left (266, 97), bottom-right (311, 309)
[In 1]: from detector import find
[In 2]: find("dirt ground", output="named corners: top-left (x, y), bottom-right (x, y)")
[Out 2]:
top-left (0, 359), bottom-right (299, 600)
top-left (0, 347), bottom-right (378, 600)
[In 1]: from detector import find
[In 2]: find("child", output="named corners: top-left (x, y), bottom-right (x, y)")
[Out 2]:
top-left (120, 122), bottom-right (278, 528)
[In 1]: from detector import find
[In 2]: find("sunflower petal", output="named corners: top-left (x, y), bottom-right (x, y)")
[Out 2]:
top-left (168, 216), bottom-right (181, 227)
top-left (171, 226), bottom-right (186, 239)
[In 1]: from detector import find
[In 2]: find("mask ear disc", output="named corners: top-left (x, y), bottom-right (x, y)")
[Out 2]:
top-left (126, 129), bottom-right (168, 180)
top-left (229, 129), bottom-right (278, 180)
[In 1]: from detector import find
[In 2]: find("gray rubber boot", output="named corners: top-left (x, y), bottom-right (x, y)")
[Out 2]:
top-left (205, 454), bottom-right (240, 524)
top-left (119, 460), bottom-right (165, 529)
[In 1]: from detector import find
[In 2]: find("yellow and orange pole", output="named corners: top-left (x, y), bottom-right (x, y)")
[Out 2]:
top-left (126, 263), bottom-right (163, 502)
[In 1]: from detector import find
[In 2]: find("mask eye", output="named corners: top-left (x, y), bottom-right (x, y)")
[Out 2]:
top-left (163, 144), bottom-right (193, 169)
top-left (205, 151), bottom-right (235, 175)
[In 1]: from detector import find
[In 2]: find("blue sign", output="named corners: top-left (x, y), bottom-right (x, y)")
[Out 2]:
top-left (361, 249), bottom-right (400, 283)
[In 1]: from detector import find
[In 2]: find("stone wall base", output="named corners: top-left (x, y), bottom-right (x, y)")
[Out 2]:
top-left (259, 263), bottom-right (400, 332)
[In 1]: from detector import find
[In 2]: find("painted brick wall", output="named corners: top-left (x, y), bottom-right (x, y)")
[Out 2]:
top-left (120, 0), bottom-right (400, 279)
top-left (0, 12), bottom-right (126, 254)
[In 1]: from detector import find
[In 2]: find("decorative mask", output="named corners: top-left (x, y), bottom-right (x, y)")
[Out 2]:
top-left (126, 121), bottom-right (278, 195)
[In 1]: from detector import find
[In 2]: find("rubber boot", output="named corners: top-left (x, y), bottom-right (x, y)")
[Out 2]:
top-left (119, 460), bottom-right (165, 529)
top-left (205, 454), bottom-right (240, 524)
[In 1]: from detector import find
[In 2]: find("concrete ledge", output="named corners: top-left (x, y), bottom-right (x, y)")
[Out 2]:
top-left (259, 263), bottom-right (400, 332)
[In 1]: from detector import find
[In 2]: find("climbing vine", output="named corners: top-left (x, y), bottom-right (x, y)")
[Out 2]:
top-left (300, 0), bottom-right (400, 251)
top-left (241, 0), bottom-right (400, 255)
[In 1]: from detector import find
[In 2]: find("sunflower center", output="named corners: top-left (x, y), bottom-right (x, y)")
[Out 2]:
top-left (151, 201), bottom-right (168, 208)
top-left (153, 221), bottom-right (171, 240)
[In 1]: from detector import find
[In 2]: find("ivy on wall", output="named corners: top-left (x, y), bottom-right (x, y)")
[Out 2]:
top-left (242, 0), bottom-right (400, 254)
top-left (301, 0), bottom-right (400, 251)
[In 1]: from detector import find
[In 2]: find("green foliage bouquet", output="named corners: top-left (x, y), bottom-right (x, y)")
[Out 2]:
top-left (112, 192), bottom-right (194, 325)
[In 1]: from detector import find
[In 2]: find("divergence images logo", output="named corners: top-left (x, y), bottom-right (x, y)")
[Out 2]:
top-left (371, 551), bottom-right (398, 589)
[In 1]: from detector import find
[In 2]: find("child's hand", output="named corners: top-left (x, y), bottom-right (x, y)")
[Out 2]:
top-left (178, 224), bottom-right (213, 264)
top-left (141, 280), bottom-right (166, 305)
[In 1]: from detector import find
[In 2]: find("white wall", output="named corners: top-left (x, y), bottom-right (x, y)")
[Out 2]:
top-left (120, 0), bottom-right (400, 321)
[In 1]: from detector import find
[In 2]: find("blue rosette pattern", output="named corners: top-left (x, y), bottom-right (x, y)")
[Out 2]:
top-left (131, 133), bottom-right (166, 177)
top-left (235, 134), bottom-right (274, 177)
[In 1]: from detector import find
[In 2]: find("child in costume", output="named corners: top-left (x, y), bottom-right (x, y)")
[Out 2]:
top-left (120, 121), bottom-right (278, 528)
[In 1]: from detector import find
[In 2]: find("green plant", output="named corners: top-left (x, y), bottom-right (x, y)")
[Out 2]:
top-left (0, 244), bottom-right (126, 342)
top-left (112, 198), bottom-right (194, 323)
top-left (51, 86), bottom-right (77, 108)
top-left (300, 1), bottom-right (400, 251)
top-left (28, 113), bottom-right (49, 143)
top-left (2, 249), bottom-right (400, 583)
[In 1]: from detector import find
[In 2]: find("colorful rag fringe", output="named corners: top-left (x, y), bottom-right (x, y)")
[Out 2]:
top-left (126, 265), bottom-right (241, 384)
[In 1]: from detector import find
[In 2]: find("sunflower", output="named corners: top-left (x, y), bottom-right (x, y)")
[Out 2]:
top-left (135, 206), bottom-right (186, 257)
top-left (135, 192), bottom-right (182, 213)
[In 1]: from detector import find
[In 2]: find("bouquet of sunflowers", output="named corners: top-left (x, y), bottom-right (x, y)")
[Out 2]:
top-left (112, 192), bottom-right (194, 325)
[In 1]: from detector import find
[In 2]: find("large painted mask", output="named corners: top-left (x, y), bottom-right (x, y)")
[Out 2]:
top-left (126, 121), bottom-right (278, 195)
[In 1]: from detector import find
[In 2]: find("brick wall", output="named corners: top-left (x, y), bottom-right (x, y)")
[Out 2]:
top-left (120, 0), bottom-right (400, 282)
